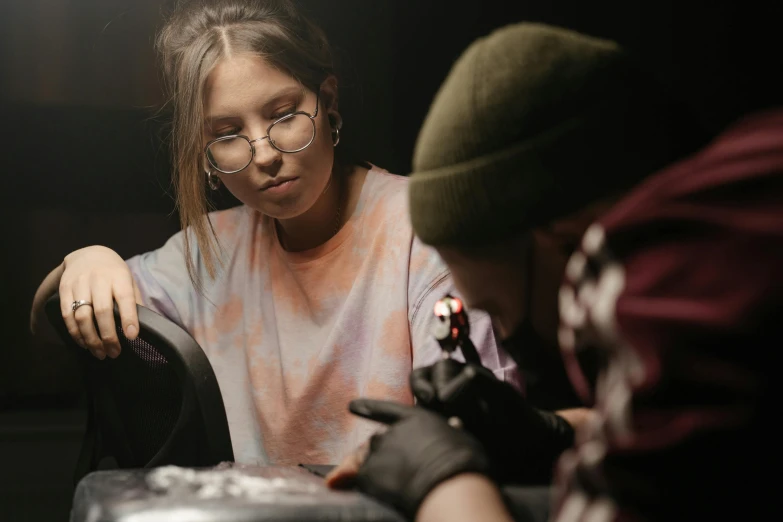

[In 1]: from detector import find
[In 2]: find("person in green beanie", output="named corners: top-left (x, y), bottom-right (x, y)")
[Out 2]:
top-left (327, 22), bottom-right (706, 521)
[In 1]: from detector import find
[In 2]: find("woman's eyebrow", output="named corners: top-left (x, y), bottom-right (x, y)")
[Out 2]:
top-left (261, 86), bottom-right (305, 111)
top-left (204, 86), bottom-right (304, 125)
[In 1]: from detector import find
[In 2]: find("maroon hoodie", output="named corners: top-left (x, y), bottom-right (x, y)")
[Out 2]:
top-left (553, 109), bottom-right (783, 521)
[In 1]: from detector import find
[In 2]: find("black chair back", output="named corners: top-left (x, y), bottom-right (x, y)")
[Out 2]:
top-left (45, 294), bottom-right (234, 483)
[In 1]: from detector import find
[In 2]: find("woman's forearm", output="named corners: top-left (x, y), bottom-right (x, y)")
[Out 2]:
top-left (417, 473), bottom-right (514, 522)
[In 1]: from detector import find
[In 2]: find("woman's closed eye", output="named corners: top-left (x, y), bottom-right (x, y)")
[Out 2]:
top-left (271, 105), bottom-right (297, 121)
top-left (215, 127), bottom-right (241, 138)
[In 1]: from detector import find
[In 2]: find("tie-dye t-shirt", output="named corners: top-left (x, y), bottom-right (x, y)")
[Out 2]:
top-left (126, 168), bottom-right (519, 465)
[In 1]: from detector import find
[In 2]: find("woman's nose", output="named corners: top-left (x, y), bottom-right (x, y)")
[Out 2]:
top-left (251, 136), bottom-right (282, 168)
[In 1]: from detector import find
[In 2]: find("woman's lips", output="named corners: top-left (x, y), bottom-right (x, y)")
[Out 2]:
top-left (261, 177), bottom-right (299, 194)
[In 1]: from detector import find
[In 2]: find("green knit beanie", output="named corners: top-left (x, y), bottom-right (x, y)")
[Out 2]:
top-left (409, 23), bottom-right (667, 247)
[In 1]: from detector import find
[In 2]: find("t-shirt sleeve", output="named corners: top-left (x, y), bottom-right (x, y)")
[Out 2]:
top-left (125, 230), bottom-right (196, 330)
top-left (408, 236), bottom-right (522, 388)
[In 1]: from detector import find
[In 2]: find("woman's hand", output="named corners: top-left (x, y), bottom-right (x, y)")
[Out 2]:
top-left (54, 245), bottom-right (141, 359)
top-left (325, 439), bottom-right (371, 489)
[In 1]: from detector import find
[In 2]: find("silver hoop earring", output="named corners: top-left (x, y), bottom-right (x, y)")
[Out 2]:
top-left (329, 113), bottom-right (343, 147)
top-left (207, 170), bottom-right (221, 190)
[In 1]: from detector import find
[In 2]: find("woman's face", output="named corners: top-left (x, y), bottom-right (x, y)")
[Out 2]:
top-left (202, 53), bottom-right (335, 219)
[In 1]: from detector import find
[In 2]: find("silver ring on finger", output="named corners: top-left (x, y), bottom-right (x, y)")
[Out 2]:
top-left (71, 300), bottom-right (93, 313)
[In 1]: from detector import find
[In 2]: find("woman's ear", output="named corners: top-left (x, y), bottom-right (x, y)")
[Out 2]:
top-left (319, 75), bottom-right (339, 114)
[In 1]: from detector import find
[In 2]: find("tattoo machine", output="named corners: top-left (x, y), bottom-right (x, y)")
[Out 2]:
top-left (432, 294), bottom-right (482, 366)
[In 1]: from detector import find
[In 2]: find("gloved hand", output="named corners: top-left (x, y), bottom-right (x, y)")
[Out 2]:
top-left (411, 358), bottom-right (574, 483)
top-left (349, 398), bottom-right (492, 519)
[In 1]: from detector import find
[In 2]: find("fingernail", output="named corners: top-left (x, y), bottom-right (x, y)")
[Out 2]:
top-left (108, 347), bottom-right (120, 359)
top-left (92, 349), bottom-right (106, 360)
top-left (125, 325), bottom-right (137, 338)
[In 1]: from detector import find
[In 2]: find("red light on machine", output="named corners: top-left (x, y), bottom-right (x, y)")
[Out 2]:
top-left (434, 300), bottom-right (451, 318)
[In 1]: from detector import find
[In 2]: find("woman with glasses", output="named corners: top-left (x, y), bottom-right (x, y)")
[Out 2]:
top-left (30, 0), bottom-right (517, 466)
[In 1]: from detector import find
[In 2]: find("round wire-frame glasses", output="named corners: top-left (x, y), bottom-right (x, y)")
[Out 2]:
top-left (204, 91), bottom-right (320, 175)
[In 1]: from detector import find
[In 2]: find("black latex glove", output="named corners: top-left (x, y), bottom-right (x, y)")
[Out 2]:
top-left (349, 398), bottom-right (492, 519)
top-left (411, 358), bottom-right (574, 483)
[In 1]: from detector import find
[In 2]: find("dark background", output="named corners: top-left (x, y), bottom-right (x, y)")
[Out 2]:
top-left (0, 1), bottom-right (780, 521)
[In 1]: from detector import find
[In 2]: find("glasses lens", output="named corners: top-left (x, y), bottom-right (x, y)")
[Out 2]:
top-left (269, 114), bottom-right (315, 153)
top-left (207, 137), bottom-right (252, 173)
